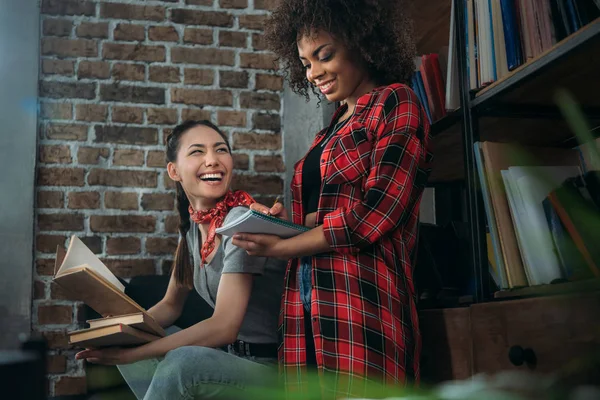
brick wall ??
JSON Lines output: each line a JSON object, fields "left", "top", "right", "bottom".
{"left": 35, "top": 0, "right": 282, "bottom": 396}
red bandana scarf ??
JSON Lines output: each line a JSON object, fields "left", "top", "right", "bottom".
{"left": 188, "top": 190, "right": 255, "bottom": 264}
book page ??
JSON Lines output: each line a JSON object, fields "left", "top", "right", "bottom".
{"left": 57, "top": 236, "right": 125, "bottom": 292}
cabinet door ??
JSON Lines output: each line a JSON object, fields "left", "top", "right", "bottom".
{"left": 420, "top": 307, "right": 472, "bottom": 382}
{"left": 470, "top": 293, "right": 600, "bottom": 374}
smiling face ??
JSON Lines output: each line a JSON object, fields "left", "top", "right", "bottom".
{"left": 167, "top": 125, "right": 233, "bottom": 210}
{"left": 298, "top": 29, "right": 374, "bottom": 107}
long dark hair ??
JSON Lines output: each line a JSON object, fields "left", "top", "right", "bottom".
{"left": 166, "top": 120, "right": 231, "bottom": 287}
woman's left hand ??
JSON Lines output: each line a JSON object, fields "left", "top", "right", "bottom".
{"left": 232, "top": 233, "right": 287, "bottom": 259}
{"left": 75, "top": 347, "right": 138, "bottom": 365}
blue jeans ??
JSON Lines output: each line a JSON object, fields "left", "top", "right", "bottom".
{"left": 299, "top": 256, "right": 312, "bottom": 312}
{"left": 117, "top": 328, "right": 277, "bottom": 399}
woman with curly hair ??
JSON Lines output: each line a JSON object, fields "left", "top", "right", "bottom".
{"left": 232, "top": 0, "right": 433, "bottom": 395}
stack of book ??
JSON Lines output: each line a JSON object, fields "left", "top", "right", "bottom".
{"left": 53, "top": 236, "right": 166, "bottom": 348}
{"left": 474, "top": 141, "right": 600, "bottom": 290}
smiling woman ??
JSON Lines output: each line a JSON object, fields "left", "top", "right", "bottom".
{"left": 75, "top": 120, "right": 286, "bottom": 400}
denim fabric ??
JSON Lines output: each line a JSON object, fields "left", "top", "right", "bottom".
{"left": 117, "top": 327, "right": 277, "bottom": 400}
{"left": 298, "top": 256, "right": 312, "bottom": 312}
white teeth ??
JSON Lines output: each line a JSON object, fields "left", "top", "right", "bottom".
{"left": 320, "top": 81, "right": 334, "bottom": 91}
{"left": 199, "top": 173, "right": 223, "bottom": 179}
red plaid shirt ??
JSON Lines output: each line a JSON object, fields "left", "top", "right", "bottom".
{"left": 278, "top": 84, "right": 433, "bottom": 395}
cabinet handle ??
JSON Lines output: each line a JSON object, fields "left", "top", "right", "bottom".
{"left": 508, "top": 345, "right": 537, "bottom": 367}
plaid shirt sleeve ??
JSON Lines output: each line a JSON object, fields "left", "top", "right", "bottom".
{"left": 322, "top": 85, "right": 427, "bottom": 253}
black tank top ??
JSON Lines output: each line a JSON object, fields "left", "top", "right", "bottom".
{"left": 302, "top": 116, "right": 349, "bottom": 213}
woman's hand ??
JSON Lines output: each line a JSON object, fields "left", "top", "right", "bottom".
{"left": 232, "top": 233, "right": 289, "bottom": 260}
{"left": 75, "top": 347, "right": 138, "bottom": 365}
{"left": 250, "top": 201, "right": 289, "bottom": 221}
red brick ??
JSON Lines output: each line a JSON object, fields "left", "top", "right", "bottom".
{"left": 113, "top": 149, "right": 144, "bottom": 166}
{"left": 33, "top": 280, "right": 46, "bottom": 300}
{"left": 36, "top": 259, "right": 56, "bottom": 276}
{"left": 41, "top": 330, "right": 69, "bottom": 349}
{"left": 105, "top": 192, "right": 138, "bottom": 210}
{"left": 219, "top": 70, "right": 248, "bottom": 88}
{"left": 40, "top": 102, "right": 72, "bottom": 120}
{"left": 100, "top": 84, "right": 164, "bottom": 104}
{"left": 240, "top": 92, "right": 280, "bottom": 110}
{"left": 148, "top": 108, "right": 178, "bottom": 125}
{"left": 102, "top": 259, "right": 155, "bottom": 278}
{"left": 88, "top": 169, "right": 158, "bottom": 188}
{"left": 41, "top": 59, "right": 74, "bottom": 76}
{"left": 39, "top": 145, "right": 72, "bottom": 164}
{"left": 170, "top": 9, "right": 233, "bottom": 27}
{"left": 38, "top": 213, "right": 84, "bottom": 231}
{"left": 253, "top": 113, "right": 280, "bottom": 131}
{"left": 76, "top": 104, "right": 107, "bottom": 122}
{"left": 184, "top": 69, "right": 214, "bottom": 85}
{"left": 171, "top": 47, "right": 234, "bottom": 66}
{"left": 219, "top": 31, "right": 247, "bottom": 47}
{"left": 233, "top": 153, "right": 249, "bottom": 170}
{"left": 141, "top": 193, "right": 174, "bottom": 211}
{"left": 164, "top": 174, "right": 176, "bottom": 190}
{"left": 68, "top": 191, "right": 100, "bottom": 209}
{"left": 91, "top": 215, "right": 156, "bottom": 233}
{"left": 37, "top": 235, "right": 66, "bottom": 253}
{"left": 49, "top": 281, "right": 70, "bottom": 301}
{"left": 103, "top": 43, "right": 165, "bottom": 62}
{"left": 106, "top": 237, "right": 141, "bottom": 255}
{"left": 80, "top": 236, "right": 103, "bottom": 254}
{"left": 41, "top": 37, "right": 97, "bottom": 58}
{"left": 149, "top": 66, "right": 180, "bottom": 83}
{"left": 172, "top": 88, "right": 232, "bottom": 107}
{"left": 255, "top": 0, "right": 279, "bottom": 11}
{"left": 149, "top": 26, "right": 179, "bottom": 42}
{"left": 218, "top": 111, "right": 246, "bottom": 127}
{"left": 100, "top": 3, "right": 165, "bottom": 21}
{"left": 255, "top": 155, "right": 284, "bottom": 172}
{"left": 182, "top": 109, "right": 212, "bottom": 121}
{"left": 232, "top": 174, "right": 283, "bottom": 194}
{"left": 112, "top": 63, "right": 146, "bottom": 81}
{"left": 42, "top": 0, "right": 95, "bottom": 16}
{"left": 147, "top": 151, "right": 166, "bottom": 168}
{"left": 78, "top": 60, "right": 110, "bottom": 79}
{"left": 46, "top": 123, "right": 88, "bottom": 140}
{"left": 112, "top": 106, "right": 144, "bottom": 123}
{"left": 240, "top": 53, "right": 277, "bottom": 70}
{"left": 113, "top": 23, "right": 145, "bottom": 41}
{"left": 146, "top": 237, "right": 178, "bottom": 255}
{"left": 76, "top": 22, "right": 108, "bottom": 38}
{"left": 186, "top": 0, "right": 213, "bottom": 4}
{"left": 43, "top": 18, "right": 73, "bottom": 36}
{"left": 54, "top": 376, "right": 86, "bottom": 396}
{"left": 233, "top": 132, "right": 281, "bottom": 150}
{"left": 252, "top": 33, "right": 267, "bottom": 51}
{"left": 39, "top": 81, "right": 96, "bottom": 100}
{"left": 37, "top": 167, "right": 85, "bottom": 186}
{"left": 165, "top": 215, "right": 179, "bottom": 234}
{"left": 220, "top": 0, "right": 248, "bottom": 8}
{"left": 38, "top": 305, "right": 72, "bottom": 325}
{"left": 47, "top": 354, "right": 67, "bottom": 374}
{"left": 77, "top": 147, "right": 109, "bottom": 165}
{"left": 37, "top": 191, "right": 64, "bottom": 209}
{"left": 95, "top": 126, "right": 157, "bottom": 145}
{"left": 239, "top": 14, "right": 268, "bottom": 30}
{"left": 183, "top": 28, "right": 213, "bottom": 45}
{"left": 255, "top": 73, "right": 283, "bottom": 91}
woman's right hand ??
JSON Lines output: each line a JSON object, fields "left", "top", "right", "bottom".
{"left": 250, "top": 201, "right": 289, "bottom": 221}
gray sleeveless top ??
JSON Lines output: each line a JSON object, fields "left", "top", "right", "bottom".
{"left": 185, "top": 206, "right": 286, "bottom": 344}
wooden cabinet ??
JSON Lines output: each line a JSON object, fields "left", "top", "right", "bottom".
{"left": 419, "top": 293, "right": 600, "bottom": 383}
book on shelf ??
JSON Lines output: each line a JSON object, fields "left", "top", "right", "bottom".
{"left": 215, "top": 208, "right": 309, "bottom": 238}
{"left": 53, "top": 236, "right": 166, "bottom": 347}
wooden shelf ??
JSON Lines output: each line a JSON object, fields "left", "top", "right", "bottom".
{"left": 472, "top": 18, "right": 600, "bottom": 111}
{"left": 494, "top": 279, "right": 600, "bottom": 300}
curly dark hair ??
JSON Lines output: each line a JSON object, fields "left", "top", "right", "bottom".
{"left": 264, "top": 0, "right": 416, "bottom": 100}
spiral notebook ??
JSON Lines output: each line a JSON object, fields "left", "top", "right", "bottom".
{"left": 216, "top": 209, "right": 309, "bottom": 238}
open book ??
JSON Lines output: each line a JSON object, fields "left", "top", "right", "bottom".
{"left": 216, "top": 209, "right": 309, "bottom": 238}
{"left": 53, "top": 236, "right": 166, "bottom": 345}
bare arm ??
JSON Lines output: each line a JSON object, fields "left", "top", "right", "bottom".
{"left": 146, "top": 268, "right": 191, "bottom": 328}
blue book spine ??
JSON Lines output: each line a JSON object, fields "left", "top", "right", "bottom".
{"left": 499, "top": 0, "right": 523, "bottom": 70}
{"left": 464, "top": 0, "right": 471, "bottom": 89}
{"left": 566, "top": 0, "right": 580, "bottom": 30}
{"left": 415, "top": 72, "right": 432, "bottom": 124}
{"left": 487, "top": 0, "right": 497, "bottom": 81}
